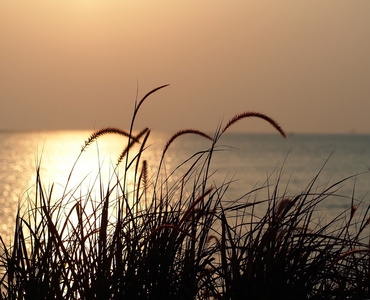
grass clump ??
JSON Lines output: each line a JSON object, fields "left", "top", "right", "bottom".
{"left": 0, "top": 85, "right": 369, "bottom": 299}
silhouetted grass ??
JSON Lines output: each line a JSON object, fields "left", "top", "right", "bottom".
{"left": 0, "top": 86, "right": 369, "bottom": 299}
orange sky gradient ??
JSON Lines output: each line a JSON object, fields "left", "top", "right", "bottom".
{"left": 1, "top": 1, "right": 370, "bottom": 134}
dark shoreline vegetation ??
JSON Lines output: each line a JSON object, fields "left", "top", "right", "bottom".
{"left": 0, "top": 85, "right": 369, "bottom": 299}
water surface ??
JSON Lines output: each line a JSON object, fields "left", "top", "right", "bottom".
{"left": 1, "top": 131, "right": 369, "bottom": 241}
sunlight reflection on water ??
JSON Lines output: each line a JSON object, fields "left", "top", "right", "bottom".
{"left": 0, "top": 130, "right": 171, "bottom": 241}
{"left": 0, "top": 131, "right": 370, "bottom": 243}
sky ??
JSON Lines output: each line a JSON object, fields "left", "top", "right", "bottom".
{"left": 1, "top": 0, "right": 370, "bottom": 134}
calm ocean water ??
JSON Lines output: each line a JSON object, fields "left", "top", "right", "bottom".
{"left": 1, "top": 130, "right": 369, "bottom": 241}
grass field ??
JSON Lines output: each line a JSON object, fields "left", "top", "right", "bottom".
{"left": 0, "top": 86, "right": 369, "bottom": 299}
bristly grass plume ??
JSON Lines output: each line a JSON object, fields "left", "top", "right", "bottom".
{"left": 0, "top": 85, "right": 369, "bottom": 299}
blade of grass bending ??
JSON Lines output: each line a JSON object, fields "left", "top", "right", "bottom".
{"left": 133, "top": 84, "right": 170, "bottom": 119}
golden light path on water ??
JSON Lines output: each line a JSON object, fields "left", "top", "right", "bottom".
{"left": 0, "top": 130, "right": 178, "bottom": 243}
{"left": 1, "top": 130, "right": 370, "bottom": 246}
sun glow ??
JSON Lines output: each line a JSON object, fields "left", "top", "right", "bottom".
{"left": 1, "top": 130, "right": 167, "bottom": 238}
{"left": 0, "top": 128, "right": 212, "bottom": 242}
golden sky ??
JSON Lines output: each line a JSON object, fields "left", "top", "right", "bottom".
{"left": 1, "top": 1, "right": 370, "bottom": 133}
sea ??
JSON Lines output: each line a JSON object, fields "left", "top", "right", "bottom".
{"left": 1, "top": 130, "right": 370, "bottom": 243}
